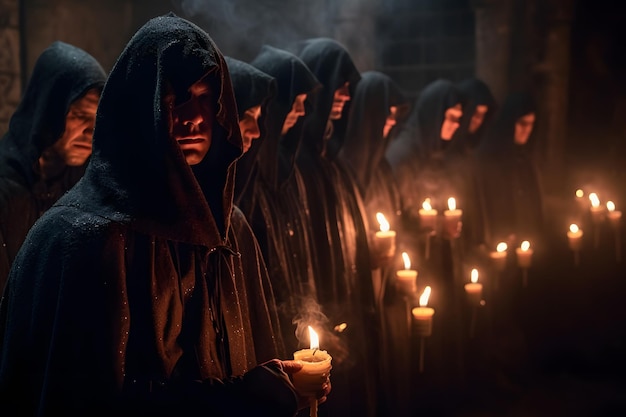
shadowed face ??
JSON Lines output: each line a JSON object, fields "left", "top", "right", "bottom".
{"left": 441, "top": 103, "right": 463, "bottom": 140}
{"left": 239, "top": 105, "right": 262, "bottom": 153}
{"left": 165, "top": 77, "right": 214, "bottom": 165}
{"left": 51, "top": 88, "right": 100, "bottom": 166}
{"left": 514, "top": 112, "right": 535, "bottom": 145}
{"left": 282, "top": 93, "right": 307, "bottom": 134}
{"left": 383, "top": 106, "right": 398, "bottom": 139}
{"left": 469, "top": 104, "right": 489, "bottom": 134}
{"left": 329, "top": 82, "right": 350, "bottom": 120}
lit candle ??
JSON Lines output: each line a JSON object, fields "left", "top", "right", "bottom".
{"left": 464, "top": 268, "right": 482, "bottom": 305}
{"left": 489, "top": 241, "right": 508, "bottom": 272}
{"left": 589, "top": 192, "right": 604, "bottom": 223}
{"left": 567, "top": 223, "right": 583, "bottom": 251}
{"left": 412, "top": 286, "right": 434, "bottom": 337}
{"left": 374, "top": 212, "right": 397, "bottom": 259}
{"left": 606, "top": 201, "right": 622, "bottom": 227}
{"left": 418, "top": 198, "right": 438, "bottom": 231}
{"left": 515, "top": 240, "right": 533, "bottom": 269}
{"left": 293, "top": 326, "right": 332, "bottom": 417}
{"left": 443, "top": 197, "right": 463, "bottom": 238}
{"left": 396, "top": 252, "right": 418, "bottom": 295}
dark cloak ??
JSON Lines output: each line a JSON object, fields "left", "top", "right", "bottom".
{"left": 338, "top": 70, "right": 411, "bottom": 417}
{"left": 0, "top": 41, "right": 106, "bottom": 291}
{"left": 246, "top": 46, "right": 322, "bottom": 352}
{"left": 295, "top": 38, "right": 379, "bottom": 417}
{"left": 474, "top": 92, "right": 544, "bottom": 249}
{"left": 0, "top": 14, "right": 295, "bottom": 417}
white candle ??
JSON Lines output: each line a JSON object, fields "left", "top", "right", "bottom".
{"left": 412, "top": 286, "right": 434, "bottom": 337}
{"left": 464, "top": 268, "right": 482, "bottom": 305}
{"left": 374, "top": 212, "right": 396, "bottom": 258}
{"left": 443, "top": 197, "right": 463, "bottom": 238}
{"left": 606, "top": 201, "right": 622, "bottom": 227}
{"left": 515, "top": 240, "right": 533, "bottom": 269}
{"left": 567, "top": 223, "right": 583, "bottom": 251}
{"left": 589, "top": 192, "right": 604, "bottom": 223}
{"left": 489, "top": 241, "right": 508, "bottom": 272}
{"left": 418, "top": 198, "right": 438, "bottom": 231}
{"left": 293, "top": 326, "right": 332, "bottom": 417}
{"left": 396, "top": 252, "right": 418, "bottom": 295}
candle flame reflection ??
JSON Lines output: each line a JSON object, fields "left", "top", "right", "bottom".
{"left": 570, "top": 224, "right": 579, "bottom": 233}
{"left": 308, "top": 325, "right": 319, "bottom": 350}
{"left": 422, "top": 198, "right": 433, "bottom": 211}
{"left": 470, "top": 268, "right": 478, "bottom": 283}
{"left": 447, "top": 197, "right": 456, "bottom": 211}
{"left": 401, "top": 252, "right": 411, "bottom": 270}
{"left": 376, "top": 212, "right": 390, "bottom": 232}
{"left": 607, "top": 201, "right": 616, "bottom": 212}
{"left": 520, "top": 240, "right": 530, "bottom": 251}
{"left": 419, "top": 286, "right": 431, "bottom": 307}
{"left": 496, "top": 242, "right": 508, "bottom": 252}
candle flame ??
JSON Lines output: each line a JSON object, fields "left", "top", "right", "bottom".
{"left": 422, "top": 198, "right": 432, "bottom": 211}
{"left": 334, "top": 322, "right": 348, "bottom": 333}
{"left": 308, "top": 325, "right": 319, "bottom": 350}
{"left": 470, "top": 268, "right": 478, "bottom": 283}
{"left": 401, "top": 252, "right": 411, "bottom": 270}
{"left": 520, "top": 240, "right": 530, "bottom": 251}
{"left": 575, "top": 189, "right": 584, "bottom": 198}
{"left": 447, "top": 197, "right": 456, "bottom": 211}
{"left": 419, "top": 286, "right": 431, "bottom": 307}
{"left": 376, "top": 212, "right": 390, "bottom": 232}
{"left": 496, "top": 242, "right": 507, "bottom": 252}
{"left": 589, "top": 193, "right": 600, "bottom": 208}
{"left": 607, "top": 201, "right": 616, "bottom": 212}
{"left": 569, "top": 223, "right": 579, "bottom": 233}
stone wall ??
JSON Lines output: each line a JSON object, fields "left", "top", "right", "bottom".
{"left": 0, "top": 0, "right": 21, "bottom": 135}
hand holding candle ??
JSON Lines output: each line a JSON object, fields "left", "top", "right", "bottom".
{"left": 374, "top": 212, "right": 397, "bottom": 261}
{"left": 396, "top": 252, "right": 418, "bottom": 295}
{"left": 443, "top": 197, "right": 463, "bottom": 239}
{"left": 293, "top": 326, "right": 332, "bottom": 417}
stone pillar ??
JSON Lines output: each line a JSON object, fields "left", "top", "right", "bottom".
{"left": 0, "top": 0, "right": 21, "bottom": 134}
{"left": 472, "top": 0, "right": 514, "bottom": 103}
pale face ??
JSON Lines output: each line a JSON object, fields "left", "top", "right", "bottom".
{"left": 440, "top": 103, "right": 463, "bottom": 140}
{"left": 51, "top": 88, "right": 100, "bottom": 166}
{"left": 329, "top": 82, "right": 350, "bottom": 120}
{"left": 282, "top": 93, "right": 307, "bottom": 135}
{"left": 469, "top": 104, "right": 489, "bottom": 134}
{"left": 514, "top": 112, "right": 535, "bottom": 145}
{"left": 165, "top": 78, "right": 214, "bottom": 165}
{"left": 239, "top": 105, "right": 262, "bottom": 153}
{"left": 383, "top": 106, "right": 398, "bottom": 139}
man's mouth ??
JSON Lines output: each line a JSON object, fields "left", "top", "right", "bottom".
{"left": 177, "top": 138, "right": 205, "bottom": 145}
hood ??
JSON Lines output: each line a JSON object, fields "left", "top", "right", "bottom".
{"left": 57, "top": 13, "right": 243, "bottom": 247}
{"left": 250, "top": 45, "right": 320, "bottom": 190}
{"left": 0, "top": 41, "right": 106, "bottom": 186}
{"left": 339, "top": 71, "right": 409, "bottom": 193}
{"left": 294, "top": 38, "right": 360, "bottom": 159}
{"left": 450, "top": 77, "right": 497, "bottom": 152}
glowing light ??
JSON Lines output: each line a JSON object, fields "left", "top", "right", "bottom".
{"left": 422, "top": 198, "right": 433, "bottom": 211}
{"left": 607, "top": 201, "right": 616, "bottom": 212}
{"left": 575, "top": 189, "right": 584, "bottom": 198}
{"left": 589, "top": 193, "right": 600, "bottom": 208}
{"left": 447, "top": 197, "right": 457, "bottom": 211}
{"left": 376, "top": 212, "right": 390, "bottom": 232}
{"left": 308, "top": 326, "right": 319, "bottom": 350}
{"left": 569, "top": 224, "right": 579, "bottom": 233}
{"left": 419, "top": 286, "right": 431, "bottom": 307}
{"left": 520, "top": 240, "right": 530, "bottom": 251}
{"left": 470, "top": 268, "right": 479, "bottom": 283}
{"left": 334, "top": 322, "right": 348, "bottom": 333}
{"left": 496, "top": 242, "right": 508, "bottom": 252}
{"left": 401, "top": 252, "right": 411, "bottom": 270}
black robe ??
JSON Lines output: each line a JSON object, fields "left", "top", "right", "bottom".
{"left": 338, "top": 70, "right": 412, "bottom": 417}
{"left": 246, "top": 45, "right": 322, "bottom": 353}
{"left": 295, "top": 38, "right": 379, "bottom": 417}
{"left": 0, "top": 14, "right": 295, "bottom": 417}
{"left": 0, "top": 41, "right": 106, "bottom": 291}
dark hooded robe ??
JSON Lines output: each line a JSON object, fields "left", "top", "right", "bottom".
{"left": 0, "top": 14, "right": 297, "bottom": 417}
{"left": 338, "top": 70, "right": 412, "bottom": 417}
{"left": 295, "top": 38, "right": 379, "bottom": 417}
{"left": 474, "top": 92, "right": 544, "bottom": 250}
{"left": 0, "top": 41, "right": 106, "bottom": 291}
{"left": 245, "top": 46, "right": 322, "bottom": 354}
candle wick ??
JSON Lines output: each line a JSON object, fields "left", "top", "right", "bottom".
{"left": 313, "top": 348, "right": 318, "bottom": 356}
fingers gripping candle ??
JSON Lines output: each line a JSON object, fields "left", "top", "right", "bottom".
{"left": 293, "top": 326, "right": 332, "bottom": 417}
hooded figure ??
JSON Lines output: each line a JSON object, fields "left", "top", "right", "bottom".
{"left": 474, "top": 91, "right": 544, "bottom": 250}
{"left": 295, "top": 38, "right": 380, "bottom": 417}
{"left": 338, "top": 70, "right": 412, "bottom": 417}
{"left": 0, "top": 41, "right": 106, "bottom": 291}
{"left": 245, "top": 46, "right": 322, "bottom": 354}
{"left": 0, "top": 14, "right": 325, "bottom": 417}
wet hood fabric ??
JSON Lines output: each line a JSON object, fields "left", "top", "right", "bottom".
{"left": 0, "top": 41, "right": 106, "bottom": 187}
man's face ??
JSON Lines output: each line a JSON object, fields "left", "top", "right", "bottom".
{"left": 239, "top": 105, "right": 262, "bottom": 153}
{"left": 52, "top": 88, "right": 100, "bottom": 166}
{"left": 383, "top": 106, "right": 398, "bottom": 139}
{"left": 166, "top": 78, "right": 214, "bottom": 165}
{"left": 440, "top": 103, "right": 463, "bottom": 141}
{"left": 469, "top": 104, "right": 489, "bottom": 134}
{"left": 281, "top": 93, "right": 307, "bottom": 135}
{"left": 329, "top": 82, "right": 350, "bottom": 120}
{"left": 514, "top": 112, "right": 535, "bottom": 145}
